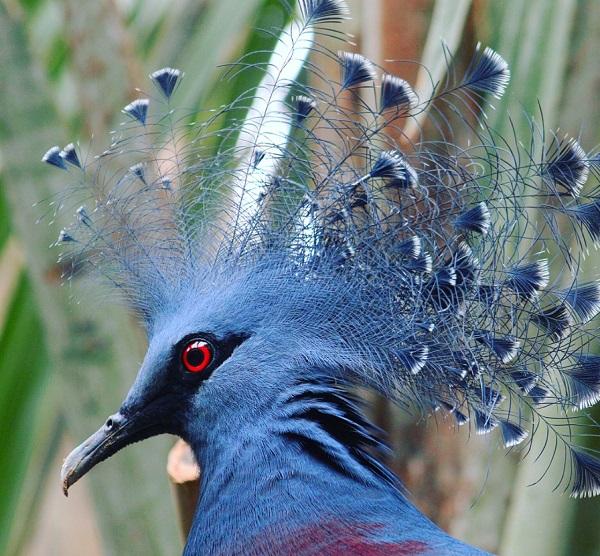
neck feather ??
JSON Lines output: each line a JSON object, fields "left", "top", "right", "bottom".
{"left": 183, "top": 375, "right": 465, "bottom": 555}
{"left": 273, "top": 378, "right": 401, "bottom": 489}
{"left": 184, "top": 378, "right": 421, "bottom": 553}
{"left": 191, "top": 377, "right": 402, "bottom": 494}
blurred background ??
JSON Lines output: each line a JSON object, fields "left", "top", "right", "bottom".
{"left": 1, "top": 0, "right": 599, "bottom": 554}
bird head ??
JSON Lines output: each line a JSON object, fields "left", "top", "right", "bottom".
{"left": 50, "top": 0, "right": 600, "bottom": 503}
{"left": 60, "top": 257, "right": 379, "bottom": 494}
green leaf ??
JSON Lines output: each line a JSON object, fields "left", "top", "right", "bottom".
{"left": 0, "top": 183, "right": 11, "bottom": 250}
{"left": 19, "top": 0, "right": 44, "bottom": 14}
{"left": 45, "top": 34, "right": 70, "bottom": 81}
{"left": 4, "top": 408, "right": 63, "bottom": 556}
{"left": 171, "top": 0, "right": 265, "bottom": 110}
{"left": 403, "top": 0, "right": 472, "bottom": 140}
{"left": 0, "top": 273, "right": 48, "bottom": 555}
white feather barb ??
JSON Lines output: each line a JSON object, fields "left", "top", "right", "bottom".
{"left": 230, "top": 18, "right": 314, "bottom": 235}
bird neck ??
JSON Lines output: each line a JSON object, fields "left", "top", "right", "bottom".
{"left": 183, "top": 378, "right": 439, "bottom": 554}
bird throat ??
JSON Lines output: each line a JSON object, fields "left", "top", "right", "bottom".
{"left": 184, "top": 380, "right": 408, "bottom": 553}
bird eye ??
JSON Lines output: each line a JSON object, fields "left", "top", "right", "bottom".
{"left": 181, "top": 339, "right": 214, "bottom": 373}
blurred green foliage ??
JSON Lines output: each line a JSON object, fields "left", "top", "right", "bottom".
{"left": 0, "top": 273, "right": 48, "bottom": 552}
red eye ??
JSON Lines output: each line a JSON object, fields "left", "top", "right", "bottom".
{"left": 182, "top": 340, "right": 213, "bottom": 373}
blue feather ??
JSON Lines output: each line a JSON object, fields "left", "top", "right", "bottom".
{"left": 60, "top": 143, "right": 81, "bottom": 168}
{"left": 293, "top": 95, "right": 317, "bottom": 123}
{"left": 476, "top": 333, "right": 520, "bottom": 364}
{"left": 560, "top": 281, "right": 600, "bottom": 322}
{"left": 453, "top": 409, "right": 470, "bottom": 426}
{"left": 42, "top": 146, "right": 67, "bottom": 170}
{"left": 57, "top": 229, "right": 75, "bottom": 243}
{"left": 433, "top": 267, "right": 457, "bottom": 288}
{"left": 561, "top": 200, "right": 600, "bottom": 244}
{"left": 462, "top": 45, "right": 510, "bottom": 99}
{"left": 533, "top": 304, "right": 574, "bottom": 341}
{"left": 505, "top": 260, "right": 549, "bottom": 301}
{"left": 474, "top": 409, "right": 499, "bottom": 435}
{"left": 298, "top": 0, "right": 349, "bottom": 23}
{"left": 454, "top": 202, "right": 491, "bottom": 235}
{"left": 370, "top": 151, "right": 406, "bottom": 181}
{"left": 405, "top": 252, "right": 432, "bottom": 274}
{"left": 129, "top": 163, "right": 147, "bottom": 185}
{"left": 500, "top": 420, "right": 528, "bottom": 448}
{"left": 439, "top": 401, "right": 470, "bottom": 426}
{"left": 449, "top": 243, "right": 480, "bottom": 296}
{"left": 380, "top": 74, "right": 417, "bottom": 112}
{"left": 452, "top": 352, "right": 478, "bottom": 379}
{"left": 510, "top": 369, "right": 538, "bottom": 394}
{"left": 338, "top": 51, "right": 376, "bottom": 89}
{"left": 75, "top": 206, "right": 90, "bottom": 224}
{"left": 397, "top": 236, "right": 421, "bottom": 259}
{"left": 528, "top": 385, "right": 549, "bottom": 405}
{"left": 570, "top": 449, "right": 600, "bottom": 498}
{"left": 122, "top": 99, "right": 149, "bottom": 125}
{"left": 567, "top": 355, "right": 600, "bottom": 409}
{"left": 542, "top": 137, "right": 589, "bottom": 197}
{"left": 383, "top": 160, "right": 419, "bottom": 189}
{"left": 150, "top": 67, "right": 183, "bottom": 99}
{"left": 393, "top": 345, "right": 429, "bottom": 375}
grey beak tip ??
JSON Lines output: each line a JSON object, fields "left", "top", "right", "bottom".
{"left": 60, "top": 459, "right": 73, "bottom": 497}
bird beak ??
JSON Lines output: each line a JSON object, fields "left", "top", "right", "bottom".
{"left": 61, "top": 409, "right": 166, "bottom": 496}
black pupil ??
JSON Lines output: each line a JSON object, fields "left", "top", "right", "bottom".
{"left": 187, "top": 346, "right": 206, "bottom": 367}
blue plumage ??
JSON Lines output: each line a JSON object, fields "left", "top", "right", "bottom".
{"left": 369, "top": 150, "right": 408, "bottom": 181}
{"left": 454, "top": 202, "right": 491, "bottom": 235}
{"left": 567, "top": 355, "right": 600, "bottom": 409}
{"left": 380, "top": 73, "right": 418, "bottom": 111}
{"left": 499, "top": 419, "right": 528, "bottom": 448}
{"left": 299, "top": 0, "right": 349, "bottom": 23}
{"left": 122, "top": 98, "right": 149, "bottom": 125}
{"left": 129, "top": 162, "right": 147, "bottom": 185}
{"left": 505, "top": 260, "right": 549, "bottom": 301}
{"left": 150, "top": 67, "right": 183, "bottom": 99}
{"left": 562, "top": 200, "right": 600, "bottom": 243}
{"left": 44, "top": 0, "right": 600, "bottom": 553}
{"left": 543, "top": 136, "right": 590, "bottom": 196}
{"left": 462, "top": 43, "right": 510, "bottom": 98}
{"left": 528, "top": 384, "right": 549, "bottom": 406}
{"left": 42, "top": 145, "right": 66, "bottom": 169}
{"left": 560, "top": 282, "right": 600, "bottom": 322}
{"left": 293, "top": 94, "right": 317, "bottom": 123}
{"left": 59, "top": 143, "right": 81, "bottom": 168}
{"left": 338, "top": 51, "right": 377, "bottom": 89}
